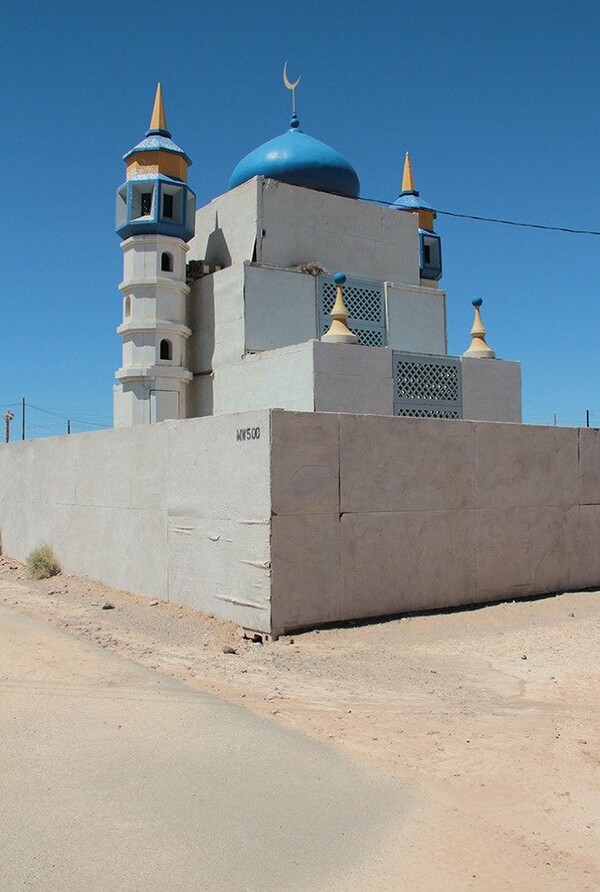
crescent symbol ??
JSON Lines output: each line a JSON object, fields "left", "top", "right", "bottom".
{"left": 283, "top": 61, "right": 301, "bottom": 91}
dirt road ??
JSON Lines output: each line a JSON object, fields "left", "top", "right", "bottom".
{"left": 1, "top": 557, "right": 598, "bottom": 889}
{"left": 0, "top": 604, "right": 410, "bottom": 891}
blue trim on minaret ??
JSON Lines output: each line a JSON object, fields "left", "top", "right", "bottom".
{"left": 123, "top": 133, "right": 192, "bottom": 167}
{"left": 116, "top": 174, "right": 196, "bottom": 241}
{"left": 392, "top": 190, "right": 435, "bottom": 211}
{"left": 418, "top": 229, "right": 442, "bottom": 281}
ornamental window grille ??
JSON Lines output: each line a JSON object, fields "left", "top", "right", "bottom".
{"left": 393, "top": 352, "right": 462, "bottom": 419}
{"left": 318, "top": 275, "right": 386, "bottom": 347}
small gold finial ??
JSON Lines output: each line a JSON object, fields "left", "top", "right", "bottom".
{"left": 149, "top": 82, "right": 167, "bottom": 132}
{"left": 322, "top": 273, "right": 358, "bottom": 344}
{"left": 402, "top": 152, "right": 415, "bottom": 191}
{"left": 463, "top": 299, "right": 496, "bottom": 359}
{"left": 283, "top": 61, "right": 301, "bottom": 117}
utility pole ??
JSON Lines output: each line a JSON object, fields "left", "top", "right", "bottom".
{"left": 22, "top": 397, "right": 25, "bottom": 440}
{"left": 586, "top": 409, "right": 590, "bottom": 428}
{"left": 4, "top": 410, "right": 14, "bottom": 443}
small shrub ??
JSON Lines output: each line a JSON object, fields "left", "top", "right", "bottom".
{"left": 26, "top": 543, "right": 61, "bottom": 580}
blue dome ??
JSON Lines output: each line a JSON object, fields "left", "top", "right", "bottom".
{"left": 229, "top": 116, "right": 360, "bottom": 199}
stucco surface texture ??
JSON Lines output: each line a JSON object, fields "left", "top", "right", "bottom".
{"left": 269, "top": 412, "right": 599, "bottom": 632}
{"left": 1, "top": 412, "right": 598, "bottom": 635}
{"left": 190, "top": 177, "right": 421, "bottom": 285}
{"left": 0, "top": 412, "right": 271, "bottom": 632}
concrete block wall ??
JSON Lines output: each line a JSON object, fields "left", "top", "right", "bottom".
{"left": 189, "top": 335, "right": 520, "bottom": 423}
{"left": 194, "top": 341, "right": 395, "bottom": 417}
{"left": 1, "top": 412, "right": 596, "bottom": 638}
{"left": 269, "top": 414, "right": 600, "bottom": 633}
{"left": 189, "top": 177, "right": 421, "bottom": 285}
{"left": 0, "top": 424, "right": 170, "bottom": 598}
{"left": 188, "top": 263, "right": 449, "bottom": 387}
{"left": 0, "top": 413, "right": 272, "bottom": 632}
{"left": 385, "top": 282, "right": 447, "bottom": 355}
{"left": 461, "top": 357, "right": 522, "bottom": 422}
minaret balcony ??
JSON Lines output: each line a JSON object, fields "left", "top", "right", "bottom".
{"left": 116, "top": 320, "right": 191, "bottom": 338}
{"left": 116, "top": 175, "right": 195, "bottom": 242}
{"left": 115, "top": 365, "right": 193, "bottom": 384}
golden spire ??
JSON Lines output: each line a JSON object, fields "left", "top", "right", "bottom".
{"left": 322, "top": 273, "right": 358, "bottom": 344}
{"left": 463, "top": 299, "right": 496, "bottom": 359}
{"left": 149, "top": 82, "right": 167, "bottom": 132}
{"left": 402, "top": 152, "right": 415, "bottom": 192}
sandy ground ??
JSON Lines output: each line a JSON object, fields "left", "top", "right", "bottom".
{"left": 1, "top": 555, "right": 598, "bottom": 890}
{"left": 1, "top": 606, "right": 410, "bottom": 892}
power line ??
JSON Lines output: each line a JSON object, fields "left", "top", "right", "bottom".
{"left": 26, "top": 402, "right": 109, "bottom": 428}
{"left": 360, "top": 195, "right": 600, "bottom": 236}
{"left": 436, "top": 209, "right": 600, "bottom": 236}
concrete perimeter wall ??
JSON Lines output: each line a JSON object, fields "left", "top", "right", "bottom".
{"left": 1, "top": 412, "right": 598, "bottom": 637}
{"left": 269, "top": 413, "right": 600, "bottom": 634}
{"left": 0, "top": 413, "right": 272, "bottom": 632}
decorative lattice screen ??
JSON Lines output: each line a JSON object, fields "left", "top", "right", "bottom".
{"left": 319, "top": 276, "right": 386, "bottom": 347}
{"left": 393, "top": 352, "right": 462, "bottom": 419}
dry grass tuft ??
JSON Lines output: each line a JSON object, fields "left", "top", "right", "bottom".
{"left": 26, "top": 543, "right": 61, "bottom": 580}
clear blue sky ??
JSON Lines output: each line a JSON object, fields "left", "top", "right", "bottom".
{"left": 3, "top": 0, "right": 599, "bottom": 435}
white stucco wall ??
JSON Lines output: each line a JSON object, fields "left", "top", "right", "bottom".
{"left": 244, "top": 265, "right": 318, "bottom": 351}
{"left": 461, "top": 357, "right": 522, "bottom": 423}
{"left": 257, "top": 179, "right": 421, "bottom": 284}
{"left": 0, "top": 413, "right": 598, "bottom": 637}
{"left": 188, "top": 263, "right": 246, "bottom": 375}
{"left": 0, "top": 412, "right": 272, "bottom": 632}
{"left": 189, "top": 178, "right": 259, "bottom": 268}
{"left": 312, "top": 342, "right": 394, "bottom": 415}
{"left": 189, "top": 334, "right": 521, "bottom": 424}
{"left": 269, "top": 413, "right": 600, "bottom": 635}
{"left": 207, "top": 341, "right": 394, "bottom": 417}
{"left": 386, "top": 283, "right": 447, "bottom": 354}
{"left": 214, "top": 343, "right": 316, "bottom": 414}
{"left": 189, "top": 177, "right": 422, "bottom": 286}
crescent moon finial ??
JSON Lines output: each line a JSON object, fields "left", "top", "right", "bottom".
{"left": 283, "top": 61, "right": 301, "bottom": 117}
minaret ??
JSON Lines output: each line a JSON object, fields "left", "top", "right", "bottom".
{"left": 113, "top": 84, "right": 196, "bottom": 427}
{"left": 393, "top": 153, "right": 442, "bottom": 284}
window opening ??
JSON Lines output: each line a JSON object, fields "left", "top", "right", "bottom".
{"left": 141, "top": 192, "right": 152, "bottom": 216}
{"left": 159, "top": 339, "right": 172, "bottom": 361}
{"left": 161, "top": 252, "right": 173, "bottom": 272}
{"left": 163, "top": 193, "right": 174, "bottom": 219}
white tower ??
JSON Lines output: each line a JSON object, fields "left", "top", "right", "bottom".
{"left": 113, "top": 84, "right": 196, "bottom": 426}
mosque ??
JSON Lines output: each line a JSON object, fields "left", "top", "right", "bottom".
{"left": 4, "top": 77, "right": 595, "bottom": 639}
{"left": 113, "top": 80, "right": 521, "bottom": 427}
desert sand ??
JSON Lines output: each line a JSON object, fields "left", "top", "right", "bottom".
{"left": 1, "top": 555, "right": 598, "bottom": 890}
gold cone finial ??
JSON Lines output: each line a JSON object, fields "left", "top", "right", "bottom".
{"left": 463, "top": 299, "right": 496, "bottom": 359}
{"left": 402, "top": 152, "right": 415, "bottom": 191}
{"left": 322, "top": 273, "right": 358, "bottom": 345}
{"left": 149, "top": 83, "right": 168, "bottom": 132}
